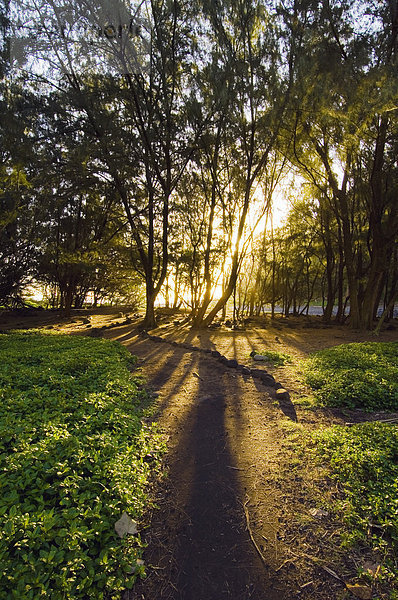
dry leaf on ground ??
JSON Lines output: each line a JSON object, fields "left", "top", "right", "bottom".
{"left": 345, "top": 583, "right": 372, "bottom": 599}
{"left": 115, "top": 512, "right": 138, "bottom": 538}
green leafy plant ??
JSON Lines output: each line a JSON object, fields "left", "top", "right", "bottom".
{"left": 250, "top": 349, "right": 292, "bottom": 366}
{"left": 303, "top": 342, "right": 398, "bottom": 410}
{"left": 0, "top": 332, "right": 165, "bottom": 599}
{"left": 312, "top": 423, "right": 398, "bottom": 583}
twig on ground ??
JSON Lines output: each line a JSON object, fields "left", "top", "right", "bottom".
{"left": 321, "top": 565, "right": 343, "bottom": 582}
{"left": 243, "top": 498, "right": 268, "bottom": 567}
{"left": 275, "top": 558, "right": 298, "bottom": 572}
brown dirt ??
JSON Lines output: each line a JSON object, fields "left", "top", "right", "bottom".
{"left": 2, "top": 309, "right": 397, "bottom": 599}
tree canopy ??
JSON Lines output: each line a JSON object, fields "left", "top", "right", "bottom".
{"left": 1, "top": 0, "right": 397, "bottom": 329}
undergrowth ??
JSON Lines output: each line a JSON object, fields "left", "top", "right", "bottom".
{"left": 312, "top": 423, "right": 398, "bottom": 588}
{"left": 0, "top": 332, "right": 165, "bottom": 599}
{"left": 251, "top": 349, "right": 292, "bottom": 365}
{"left": 303, "top": 341, "right": 398, "bottom": 410}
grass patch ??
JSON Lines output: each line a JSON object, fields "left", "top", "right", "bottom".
{"left": 312, "top": 423, "right": 398, "bottom": 585}
{"left": 251, "top": 349, "right": 292, "bottom": 366}
{"left": 303, "top": 341, "right": 398, "bottom": 410}
{"left": 0, "top": 332, "right": 165, "bottom": 599}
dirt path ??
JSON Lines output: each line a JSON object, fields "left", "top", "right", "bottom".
{"left": 123, "top": 336, "right": 290, "bottom": 600}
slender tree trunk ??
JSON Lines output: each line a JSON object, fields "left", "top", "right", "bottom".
{"left": 202, "top": 185, "right": 252, "bottom": 327}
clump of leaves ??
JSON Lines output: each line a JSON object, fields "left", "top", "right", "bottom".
{"left": 250, "top": 349, "right": 292, "bottom": 366}
{"left": 303, "top": 342, "right": 398, "bottom": 410}
{"left": 0, "top": 333, "right": 165, "bottom": 599}
{"left": 312, "top": 423, "right": 398, "bottom": 583}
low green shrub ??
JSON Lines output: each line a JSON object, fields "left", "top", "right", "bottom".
{"left": 251, "top": 349, "right": 291, "bottom": 366}
{"left": 304, "top": 342, "right": 398, "bottom": 410}
{"left": 0, "top": 333, "right": 165, "bottom": 599}
{"left": 312, "top": 423, "right": 398, "bottom": 582}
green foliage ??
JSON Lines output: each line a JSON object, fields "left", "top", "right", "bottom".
{"left": 0, "top": 333, "right": 165, "bottom": 599}
{"left": 304, "top": 342, "right": 398, "bottom": 410}
{"left": 252, "top": 350, "right": 292, "bottom": 366}
{"left": 312, "top": 423, "right": 398, "bottom": 580}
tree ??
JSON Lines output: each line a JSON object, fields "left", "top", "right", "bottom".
{"left": 12, "top": 0, "right": 207, "bottom": 327}
{"left": 284, "top": 0, "right": 398, "bottom": 329}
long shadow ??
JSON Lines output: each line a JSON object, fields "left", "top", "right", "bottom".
{"left": 170, "top": 354, "right": 285, "bottom": 600}
{"left": 123, "top": 339, "right": 201, "bottom": 418}
{"left": 276, "top": 394, "right": 298, "bottom": 422}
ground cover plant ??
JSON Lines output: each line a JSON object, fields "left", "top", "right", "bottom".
{"left": 0, "top": 332, "right": 165, "bottom": 599}
{"left": 312, "top": 423, "right": 398, "bottom": 589}
{"left": 303, "top": 342, "right": 398, "bottom": 410}
{"left": 251, "top": 349, "right": 292, "bottom": 366}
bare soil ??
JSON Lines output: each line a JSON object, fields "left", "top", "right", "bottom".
{"left": 2, "top": 309, "right": 397, "bottom": 599}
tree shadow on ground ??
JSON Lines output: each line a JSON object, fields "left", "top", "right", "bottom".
{"left": 128, "top": 345, "right": 287, "bottom": 600}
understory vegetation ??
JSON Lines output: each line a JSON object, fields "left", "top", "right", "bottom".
{"left": 312, "top": 423, "right": 398, "bottom": 588}
{"left": 293, "top": 341, "right": 398, "bottom": 591}
{"left": 251, "top": 349, "right": 292, "bottom": 365}
{"left": 303, "top": 342, "right": 398, "bottom": 410}
{"left": 0, "top": 333, "right": 164, "bottom": 599}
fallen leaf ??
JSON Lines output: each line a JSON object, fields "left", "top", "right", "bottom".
{"left": 309, "top": 507, "right": 329, "bottom": 518}
{"left": 115, "top": 512, "right": 138, "bottom": 538}
{"left": 363, "top": 561, "right": 381, "bottom": 578}
{"left": 345, "top": 583, "right": 372, "bottom": 599}
{"left": 128, "top": 559, "right": 145, "bottom": 574}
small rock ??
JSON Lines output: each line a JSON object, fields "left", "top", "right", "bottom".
{"left": 251, "top": 368, "right": 264, "bottom": 379}
{"left": 261, "top": 374, "right": 276, "bottom": 386}
{"left": 241, "top": 366, "right": 251, "bottom": 375}
{"left": 211, "top": 350, "right": 221, "bottom": 358}
{"left": 251, "top": 369, "right": 276, "bottom": 386}
{"left": 227, "top": 359, "right": 239, "bottom": 368}
{"left": 224, "top": 319, "right": 233, "bottom": 328}
{"left": 253, "top": 354, "right": 269, "bottom": 361}
{"left": 218, "top": 356, "right": 229, "bottom": 365}
{"left": 275, "top": 388, "right": 290, "bottom": 400}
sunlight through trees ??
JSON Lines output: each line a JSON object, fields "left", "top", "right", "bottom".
{"left": 1, "top": 0, "right": 397, "bottom": 329}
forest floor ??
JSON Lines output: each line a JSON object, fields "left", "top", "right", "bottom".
{"left": 2, "top": 308, "right": 397, "bottom": 599}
